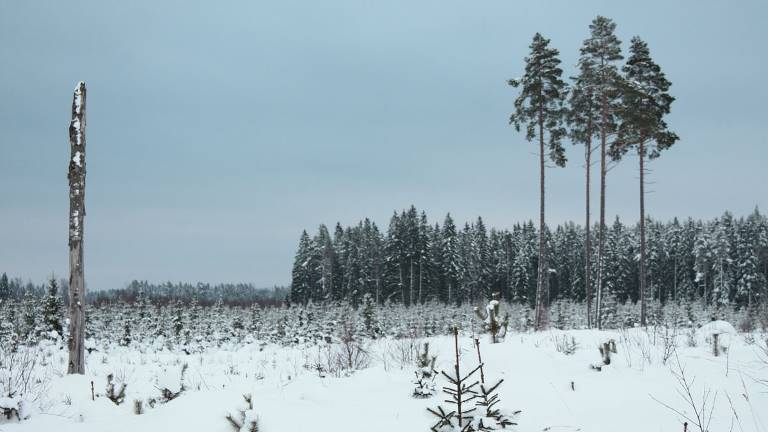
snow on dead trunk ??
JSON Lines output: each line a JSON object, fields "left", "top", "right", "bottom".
{"left": 67, "top": 81, "right": 87, "bottom": 375}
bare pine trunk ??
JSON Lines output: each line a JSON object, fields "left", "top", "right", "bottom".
{"left": 639, "top": 141, "right": 648, "bottom": 326}
{"left": 585, "top": 135, "right": 592, "bottom": 329}
{"left": 67, "top": 81, "right": 87, "bottom": 375}
{"left": 596, "top": 93, "right": 607, "bottom": 330}
{"left": 535, "top": 104, "right": 547, "bottom": 330}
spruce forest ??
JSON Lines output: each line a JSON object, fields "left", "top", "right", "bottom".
{"left": 289, "top": 207, "right": 768, "bottom": 314}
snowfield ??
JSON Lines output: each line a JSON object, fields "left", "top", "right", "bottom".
{"left": 2, "top": 326, "right": 767, "bottom": 432}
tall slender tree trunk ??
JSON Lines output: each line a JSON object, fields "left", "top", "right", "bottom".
{"left": 596, "top": 93, "right": 607, "bottom": 330}
{"left": 399, "top": 264, "right": 405, "bottom": 304}
{"left": 639, "top": 140, "right": 648, "bottom": 326}
{"left": 418, "top": 258, "right": 423, "bottom": 304}
{"left": 585, "top": 135, "right": 593, "bottom": 329}
{"left": 409, "top": 258, "right": 415, "bottom": 306}
{"left": 67, "top": 81, "right": 87, "bottom": 375}
{"left": 703, "top": 273, "right": 708, "bottom": 306}
{"left": 536, "top": 104, "right": 547, "bottom": 330}
{"left": 673, "top": 254, "right": 678, "bottom": 302}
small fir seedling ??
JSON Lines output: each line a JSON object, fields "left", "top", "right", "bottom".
{"left": 413, "top": 342, "right": 437, "bottom": 398}
{"left": 427, "top": 327, "right": 481, "bottom": 432}
{"left": 473, "top": 338, "right": 520, "bottom": 431}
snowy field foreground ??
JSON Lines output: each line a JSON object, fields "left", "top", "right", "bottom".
{"left": 2, "top": 327, "right": 767, "bottom": 432}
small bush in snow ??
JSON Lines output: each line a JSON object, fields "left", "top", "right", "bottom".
{"left": 553, "top": 334, "right": 579, "bottom": 355}
{"left": 660, "top": 327, "right": 678, "bottom": 365}
{"left": 337, "top": 313, "right": 370, "bottom": 372}
{"left": 599, "top": 340, "right": 616, "bottom": 365}
{"left": 0, "top": 344, "right": 44, "bottom": 420}
{"left": 105, "top": 374, "right": 126, "bottom": 405}
{"left": 686, "top": 327, "right": 697, "bottom": 347}
{"left": 0, "top": 397, "right": 26, "bottom": 421}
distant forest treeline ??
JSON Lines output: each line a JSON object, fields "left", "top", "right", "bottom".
{"left": 290, "top": 206, "right": 768, "bottom": 313}
{"left": 0, "top": 274, "right": 287, "bottom": 307}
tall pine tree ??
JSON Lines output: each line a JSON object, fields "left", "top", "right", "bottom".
{"left": 509, "top": 33, "right": 568, "bottom": 330}
{"left": 577, "top": 16, "right": 624, "bottom": 329}
{"left": 613, "top": 36, "right": 678, "bottom": 325}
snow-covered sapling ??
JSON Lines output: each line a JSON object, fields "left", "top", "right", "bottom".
{"left": 427, "top": 327, "right": 481, "bottom": 432}
{"left": 105, "top": 374, "right": 126, "bottom": 405}
{"left": 360, "top": 293, "right": 378, "bottom": 338}
{"left": 413, "top": 342, "right": 437, "bottom": 399}
{"left": 225, "top": 393, "right": 259, "bottom": 432}
{"left": 599, "top": 340, "right": 616, "bottom": 365}
{"left": 472, "top": 339, "right": 520, "bottom": 431}
{"left": 474, "top": 293, "right": 509, "bottom": 344}
{"left": 158, "top": 363, "right": 188, "bottom": 403}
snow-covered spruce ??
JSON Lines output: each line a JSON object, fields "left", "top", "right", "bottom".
{"left": 105, "top": 374, "right": 126, "bottom": 405}
{"left": 474, "top": 293, "right": 509, "bottom": 344}
{"left": 226, "top": 394, "right": 259, "bottom": 432}
{"left": 426, "top": 328, "right": 519, "bottom": 431}
{"left": 413, "top": 342, "right": 437, "bottom": 398}
{"left": 471, "top": 338, "right": 520, "bottom": 430}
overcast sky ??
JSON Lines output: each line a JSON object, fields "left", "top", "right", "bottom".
{"left": 1, "top": 0, "right": 766, "bottom": 290}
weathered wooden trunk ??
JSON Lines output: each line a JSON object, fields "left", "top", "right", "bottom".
{"left": 67, "top": 81, "right": 87, "bottom": 374}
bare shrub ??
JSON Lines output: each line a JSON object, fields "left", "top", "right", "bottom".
{"left": 383, "top": 337, "right": 421, "bottom": 370}
{"left": 660, "top": 326, "right": 678, "bottom": 365}
{"left": 651, "top": 353, "right": 717, "bottom": 432}
{"left": 337, "top": 316, "right": 370, "bottom": 371}
{"left": 686, "top": 327, "right": 698, "bottom": 347}
{"left": 634, "top": 332, "right": 654, "bottom": 366}
{"left": 0, "top": 343, "right": 47, "bottom": 420}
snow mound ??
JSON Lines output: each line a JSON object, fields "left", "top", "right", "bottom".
{"left": 698, "top": 320, "right": 737, "bottom": 348}
{"left": 698, "top": 320, "right": 736, "bottom": 337}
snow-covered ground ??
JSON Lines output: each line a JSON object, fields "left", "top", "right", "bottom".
{"left": 2, "top": 326, "right": 767, "bottom": 432}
